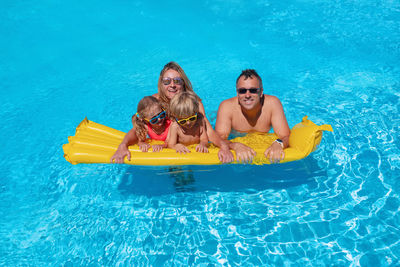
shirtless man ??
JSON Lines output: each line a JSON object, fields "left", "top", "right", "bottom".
{"left": 215, "top": 69, "right": 290, "bottom": 163}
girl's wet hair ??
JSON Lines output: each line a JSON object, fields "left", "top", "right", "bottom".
{"left": 169, "top": 92, "right": 200, "bottom": 119}
{"left": 132, "top": 96, "right": 162, "bottom": 141}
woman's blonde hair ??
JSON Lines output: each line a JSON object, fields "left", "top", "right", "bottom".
{"left": 157, "top": 61, "right": 198, "bottom": 110}
{"left": 132, "top": 96, "right": 162, "bottom": 141}
{"left": 169, "top": 92, "right": 200, "bottom": 119}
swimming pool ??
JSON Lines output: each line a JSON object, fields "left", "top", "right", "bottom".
{"left": 1, "top": 0, "right": 399, "bottom": 265}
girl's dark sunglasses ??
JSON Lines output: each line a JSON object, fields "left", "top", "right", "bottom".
{"left": 145, "top": 110, "right": 166, "bottom": 124}
{"left": 237, "top": 87, "right": 260, "bottom": 94}
{"left": 162, "top": 77, "right": 184, "bottom": 86}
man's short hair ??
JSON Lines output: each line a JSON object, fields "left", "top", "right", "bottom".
{"left": 236, "top": 69, "right": 263, "bottom": 88}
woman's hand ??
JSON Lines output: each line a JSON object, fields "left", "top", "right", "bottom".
{"left": 196, "top": 143, "right": 209, "bottom": 153}
{"left": 110, "top": 144, "right": 131, "bottom": 163}
{"left": 218, "top": 146, "right": 234, "bottom": 163}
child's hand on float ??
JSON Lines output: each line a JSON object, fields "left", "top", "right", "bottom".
{"left": 152, "top": 144, "right": 164, "bottom": 152}
{"left": 138, "top": 142, "right": 151, "bottom": 152}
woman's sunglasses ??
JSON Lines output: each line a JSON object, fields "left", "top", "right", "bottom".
{"left": 237, "top": 87, "right": 261, "bottom": 94}
{"left": 162, "top": 77, "right": 184, "bottom": 86}
{"left": 176, "top": 113, "right": 197, "bottom": 126}
{"left": 145, "top": 110, "right": 166, "bottom": 124}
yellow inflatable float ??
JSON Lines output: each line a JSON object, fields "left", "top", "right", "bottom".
{"left": 63, "top": 116, "right": 332, "bottom": 166}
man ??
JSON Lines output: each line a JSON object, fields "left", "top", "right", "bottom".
{"left": 215, "top": 69, "right": 290, "bottom": 163}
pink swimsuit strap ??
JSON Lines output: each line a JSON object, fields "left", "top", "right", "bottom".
{"left": 146, "top": 119, "right": 172, "bottom": 141}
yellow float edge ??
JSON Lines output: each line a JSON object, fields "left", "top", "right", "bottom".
{"left": 63, "top": 116, "right": 333, "bottom": 166}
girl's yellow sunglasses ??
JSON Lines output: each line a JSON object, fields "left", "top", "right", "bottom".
{"left": 176, "top": 113, "right": 197, "bottom": 125}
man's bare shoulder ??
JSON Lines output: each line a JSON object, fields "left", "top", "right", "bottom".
{"left": 217, "top": 97, "right": 239, "bottom": 119}
{"left": 263, "top": 94, "right": 280, "bottom": 102}
{"left": 263, "top": 94, "right": 282, "bottom": 109}
{"left": 219, "top": 96, "right": 238, "bottom": 110}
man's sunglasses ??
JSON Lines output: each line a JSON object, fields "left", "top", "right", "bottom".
{"left": 162, "top": 77, "right": 184, "bottom": 86}
{"left": 176, "top": 113, "right": 197, "bottom": 126}
{"left": 237, "top": 88, "right": 261, "bottom": 94}
{"left": 145, "top": 110, "right": 166, "bottom": 124}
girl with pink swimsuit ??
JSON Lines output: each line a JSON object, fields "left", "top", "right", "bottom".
{"left": 111, "top": 96, "right": 171, "bottom": 163}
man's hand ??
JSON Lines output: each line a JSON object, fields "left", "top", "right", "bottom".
{"left": 232, "top": 142, "right": 256, "bottom": 163}
{"left": 110, "top": 144, "right": 131, "bottom": 163}
{"left": 264, "top": 142, "right": 285, "bottom": 163}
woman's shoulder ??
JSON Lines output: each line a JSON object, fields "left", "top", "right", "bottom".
{"left": 152, "top": 93, "right": 160, "bottom": 99}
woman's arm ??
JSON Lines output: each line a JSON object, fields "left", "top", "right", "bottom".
{"left": 196, "top": 119, "right": 209, "bottom": 153}
{"left": 110, "top": 128, "right": 138, "bottom": 163}
{"left": 198, "top": 101, "right": 233, "bottom": 162}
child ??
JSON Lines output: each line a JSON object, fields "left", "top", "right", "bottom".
{"left": 133, "top": 96, "right": 172, "bottom": 152}
{"left": 167, "top": 92, "right": 209, "bottom": 154}
{"left": 111, "top": 96, "right": 171, "bottom": 163}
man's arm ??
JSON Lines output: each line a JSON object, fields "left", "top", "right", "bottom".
{"left": 270, "top": 96, "right": 290, "bottom": 146}
{"left": 215, "top": 100, "right": 256, "bottom": 163}
{"left": 264, "top": 96, "right": 290, "bottom": 163}
{"left": 215, "top": 100, "right": 233, "bottom": 140}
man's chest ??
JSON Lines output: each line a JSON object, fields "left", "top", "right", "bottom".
{"left": 231, "top": 115, "right": 271, "bottom": 133}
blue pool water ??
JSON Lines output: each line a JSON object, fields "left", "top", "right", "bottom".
{"left": 1, "top": 0, "right": 400, "bottom": 265}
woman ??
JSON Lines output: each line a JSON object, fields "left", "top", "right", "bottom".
{"left": 111, "top": 62, "right": 233, "bottom": 163}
